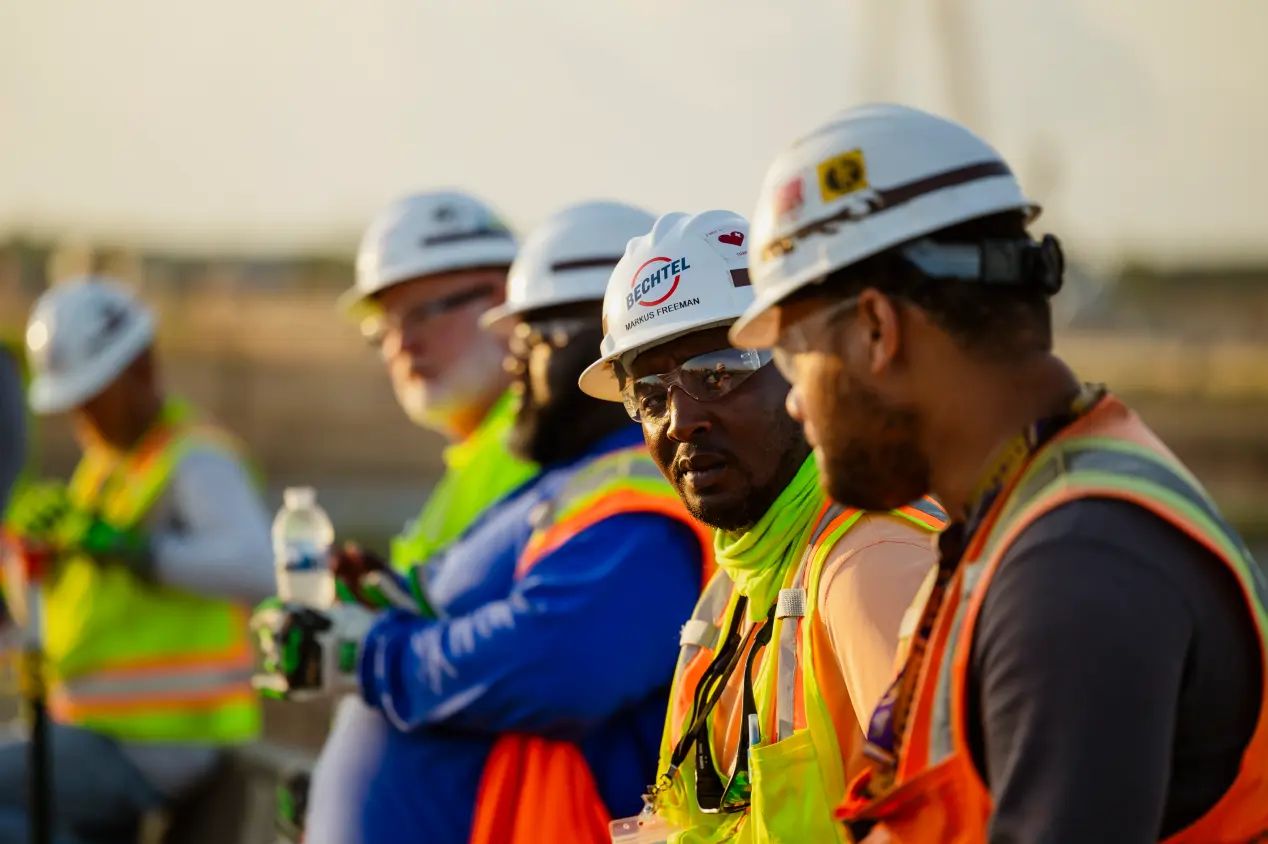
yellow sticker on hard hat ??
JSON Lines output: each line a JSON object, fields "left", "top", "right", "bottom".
{"left": 817, "top": 149, "right": 868, "bottom": 202}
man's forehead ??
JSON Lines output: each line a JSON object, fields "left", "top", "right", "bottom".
{"left": 627, "top": 327, "right": 733, "bottom": 376}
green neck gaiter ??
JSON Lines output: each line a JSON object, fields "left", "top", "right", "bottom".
{"left": 713, "top": 455, "right": 824, "bottom": 620}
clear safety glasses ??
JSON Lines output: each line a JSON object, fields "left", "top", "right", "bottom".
{"left": 362, "top": 285, "right": 500, "bottom": 346}
{"left": 503, "top": 316, "right": 598, "bottom": 377}
{"left": 507, "top": 317, "right": 597, "bottom": 358}
{"left": 618, "top": 347, "right": 773, "bottom": 423}
{"left": 770, "top": 295, "right": 861, "bottom": 381}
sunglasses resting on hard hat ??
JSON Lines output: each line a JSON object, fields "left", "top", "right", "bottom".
{"left": 617, "top": 347, "right": 773, "bottom": 423}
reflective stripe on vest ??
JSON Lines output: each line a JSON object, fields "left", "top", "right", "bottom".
{"left": 47, "top": 401, "right": 260, "bottom": 743}
{"left": 774, "top": 498, "right": 947, "bottom": 745}
{"left": 842, "top": 395, "right": 1268, "bottom": 843}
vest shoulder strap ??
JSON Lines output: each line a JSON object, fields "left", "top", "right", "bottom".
{"left": 985, "top": 434, "right": 1262, "bottom": 595}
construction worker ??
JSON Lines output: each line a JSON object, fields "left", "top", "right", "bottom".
{"left": 302, "top": 190, "right": 537, "bottom": 841}
{"left": 732, "top": 103, "right": 1268, "bottom": 842}
{"left": 0, "top": 277, "right": 274, "bottom": 843}
{"left": 258, "top": 200, "right": 711, "bottom": 844}
{"left": 578, "top": 210, "right": 944, "bottom": 841}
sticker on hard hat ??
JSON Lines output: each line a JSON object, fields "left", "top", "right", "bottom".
{"left": 817, "top": 149, "right": 868, "bottom": 202}
{"left": 627, "top": 255, "right": 691, "bottom": 309}
{"left": 773, "top": 177, "right": 805, "bottom": 219}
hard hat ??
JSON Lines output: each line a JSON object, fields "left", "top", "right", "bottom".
{"left": 730, "top": 103, "right": 1039, "bottom": 347}
{"left": 24, "top": 277, "right": 155, "bottom": 414}
{"left": 578, "top": 210, "right": 754, "bottom": 402}
{"left": 479, "top": 200, "right": 656, "bottom": 334}
{"left": 341, "top": 190, "right": 518, "bottom": 315}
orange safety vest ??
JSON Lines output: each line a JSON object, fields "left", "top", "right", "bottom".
{"left": 469, "top": 444, "right": 714, "bottom": 844}
{"left": 839, "top": 394, "right": 1268, "bottom": 843}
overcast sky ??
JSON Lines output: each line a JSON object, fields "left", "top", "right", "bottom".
{"left": 1, "top": 0, "right": 1264, "bottom": 267}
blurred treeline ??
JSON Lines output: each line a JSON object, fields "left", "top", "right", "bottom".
{"left": 2, "top": 237, "right": 1266, "bottom": 547}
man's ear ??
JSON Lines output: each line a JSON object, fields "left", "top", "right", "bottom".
{"left": 855, "top": 288, "right": 903, "bottom": 377}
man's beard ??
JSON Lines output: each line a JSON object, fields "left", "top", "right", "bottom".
{"left": 672, "top": 397, "right": 810, "bottom": 533}
{"left": 509, "top": 383, "right": 599, "bottom": 465}
{"left": 819, "top": 373, "right": 931, "bottom": 512}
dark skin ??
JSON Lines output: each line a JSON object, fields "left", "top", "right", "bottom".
{"left": 74, "top": 348, "right": 165, "bottom": 452}
{"left": 628, "top": 326, "right": 809, "bottom": 531}
{"left": 775, "top": 289, "right": 1080, "bottom": 520}
{"left": 505, "top": 300, "right": 631, "bottom": 466}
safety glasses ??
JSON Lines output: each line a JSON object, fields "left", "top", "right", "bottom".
{"left": 618, "top": 347, "right": 772, "bottom": 423}
{"left": 771, "top": 295, "right": 860, "bottom": 381}
{"left": 504, "top": 317, "right": 598, "bottom": 378}
{"left": 507, "top": 317, "right": 597, "bottom": 358}
{"left": 362, "top": 285, "right": 500, "bottom": 346}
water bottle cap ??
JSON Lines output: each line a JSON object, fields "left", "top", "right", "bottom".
{"left": 283, "top": 486, "right": 316, "bottom": 509}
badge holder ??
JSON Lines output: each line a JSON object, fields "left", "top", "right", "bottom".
{"left": 609, "top": 807, "right": 677, "bottom": 844}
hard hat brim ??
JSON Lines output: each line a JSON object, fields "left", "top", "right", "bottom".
{"left": 577, "top": 355, "right": 622, "bottom": 402}
{"left": 728, "top": 290, "right": 784, "bottom": 349}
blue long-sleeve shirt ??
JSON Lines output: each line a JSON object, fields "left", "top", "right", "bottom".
{"left": 353, "top": 426, "right": 701, "bottom": 843}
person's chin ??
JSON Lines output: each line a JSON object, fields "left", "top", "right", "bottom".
{"left": 683, "top": 487, "right": 753, "bottom": 532}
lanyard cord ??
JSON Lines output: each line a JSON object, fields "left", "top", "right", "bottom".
{"left": 660, "top": 596, "right": 779, "bottom": 810}
{"left": 695, "top": 606, "right": 776, "bottom": 811}
{"left": 665, "top": 595, "right": 751, "bottom": 777}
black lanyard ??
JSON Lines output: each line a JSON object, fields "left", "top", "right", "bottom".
{"left": 661, "top": 595, "right": 778, "bottom": 813}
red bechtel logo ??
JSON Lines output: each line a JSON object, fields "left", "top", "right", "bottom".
{"left": 626, "top": 255, "right": 691, "bottom": 309}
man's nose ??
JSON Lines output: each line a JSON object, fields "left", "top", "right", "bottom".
{"left": 666, "top": 388, "right": 712, "bottom": 443}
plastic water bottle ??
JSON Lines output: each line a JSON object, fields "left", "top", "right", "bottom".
{"left": 273, "top": 486, "right": 335, "bottom": 607}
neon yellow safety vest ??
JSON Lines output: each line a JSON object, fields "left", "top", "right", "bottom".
{"left": 390, "top": 389, "right": 536, "bottom": 571}
{"left": 653, "top": 499, "right": 945, "bottom": 843}
{"left": 43, "top": 400, "right": 260, "bottom": 744}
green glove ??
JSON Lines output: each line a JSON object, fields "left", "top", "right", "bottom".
{"left": 56, "top": 512, "right": 153, "bottom": 578}
{"left": 4, "top": 481, "right": 73, "bottom": 541}
{"left": 250, "top": 599, "right": 372, "bottom": 702}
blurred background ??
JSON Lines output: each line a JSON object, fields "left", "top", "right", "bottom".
{"left": 2, "top": 1, "right": 1266, "bottom": 837}
{"left": 3, "top": 0, "right": 1264, "bottom": 555}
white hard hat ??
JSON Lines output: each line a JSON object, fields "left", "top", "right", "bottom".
{"left": 731, "top": 103, "right": 1039, "bottom": 347}
{"left": 479, "top": 200, "right": 655, "bottom": 334}
{"left": 578, "top": 210, "right": 754, "bottom": 402}
{"left": 341, "top": 190, "right": 518, "bottom": 315}
{"left": 24, "top": 277, "right": 155, "bottom": 414}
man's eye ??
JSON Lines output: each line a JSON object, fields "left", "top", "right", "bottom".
{"left": 638, "top": 390, "right": 667, "bottom": 413}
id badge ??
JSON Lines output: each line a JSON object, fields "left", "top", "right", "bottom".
{"left": 609, "top": 812, "right": 676, "bottom": 844}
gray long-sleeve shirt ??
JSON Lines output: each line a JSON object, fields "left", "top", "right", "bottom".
{"left": 145, "top": 444, "right": 276, "bottom": 603}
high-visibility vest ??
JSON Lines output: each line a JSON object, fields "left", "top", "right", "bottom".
{"left": 470, "top": 443, "right": 715, "bottom": 844}
{"left": 43, "top": 400, "right": 260, "bottom": 744}
{"left": 654, "top": 498, "right": 946, "bottom": 843}
{"left": 390, "top": 389, "right": 536, "bottom": 572}
{"left": 839, "top": 394, "right": 1268, "bottom": 843}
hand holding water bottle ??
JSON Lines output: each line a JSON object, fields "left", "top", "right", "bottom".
{"left": 252, "top": 487, "right": 369, "bottom": 700}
